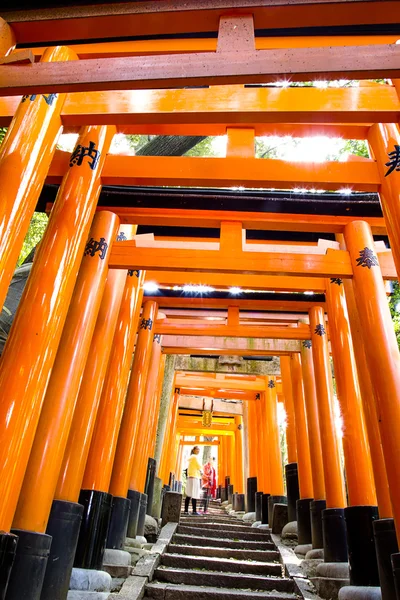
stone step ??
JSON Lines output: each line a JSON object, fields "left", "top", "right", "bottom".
{"left": 177, "top": 525, "right": 272, "bottom": 541}
{"left": 168, "top": 543, "right": 280, "bottom": 562}
{"left": 154, "top": 567, "right": 295, "bottom": 592}
{"left": 179, "top": 520, "right": 251, "bottom": 530}
{"left": 161, "top": 553, "right": 282, "bottom": 576}
{"left": 173, "top": 533, "right": 275, "bottom": 550}
{"left": 180, "top": 517, "right": 243, "bottom": 525}
{"left": 145, "top": 582, "right": 298, "bottom": 599}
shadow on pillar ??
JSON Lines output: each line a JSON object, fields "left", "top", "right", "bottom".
{"left": 106, "top": 496, "right": 130, "bottom": 550}
{"left": 74, "top": 490, "right": 112, "bottom": 571}
{"left": 40, "top": 500, "right": 84, "bottom": 600}
{"left": 373, "top": 518, "right": 398, "bottom": 600}
{"left": 127, "top": 490, "right": 141, "bottom": 539}
{"left": 246, "top": 477, "right": 257, "bottom": 513}
{"left": 261, "top": 494, "right": 270, "bottom": 525}
{"left": 0, "top": 532, "right": 18, "bottom": 600}
{"left": 144, "top": 458, "right": 156, "bottom": 516}
{"left": 345, "top": 505, "right": 379, "bottom": 586}
{"left": 297, "top": 498, "right": 313, "bottom": 545}
{"left": 310, "top": 500, "right": 326, "bottom": 549}
{"left": 255, "top": 492, "right": 263, "bottom": 522}
{"left": 285, "top": 463, "right": 300, "bottom": 523}
{"left": 136, "top": 493, "right": 148, "bottom": 537}
{"left": 322, "top": 508, "right": 348, "bottom": 563}
{"left": 6, "top": 530, "right": 51, "bottom": 600}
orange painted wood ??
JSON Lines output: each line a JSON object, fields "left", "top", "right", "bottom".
{"left": 344, "top": 221, "right": 400, "bottom": 540}
{"left": 82, "top": 269, "right": 145, "bottom": 493}
{"left": 0, "top": 122, "right": 114, "bottom": 532}
{"left": 47, "top": 151, "right": 381, "bottom": 192}
{"left": 309, "top": 306, "right": 346, "bottom": 509}
{"left": 13, "top": 210, "right": 119, "bottom": 533}
{"left": 280, "top": 357, "right": 298, "bottom": 465}
{"left": 300, "top": 340, "right": 326, "bottom": 501}
{"left": 290, "top": 353, "right": 314, "bottom": 499}
{"left": 325, "top": 278, "right": 376, "bottom": 506}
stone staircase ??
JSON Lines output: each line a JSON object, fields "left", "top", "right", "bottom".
{"left": 144, "top": 501, "right": 300, "bottom": 599}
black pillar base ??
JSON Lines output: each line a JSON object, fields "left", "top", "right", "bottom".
{"left": 235, "top": 494, "right": 245, "bottom": 512}
{"left": 225, "top": 476, "right": 230, "bottom": 499}
{"left": 255, "top": 492, "right": 263, "bottom": 522}
{"left": 344, "top": 505, "right": 379, "bottom": 587}
{"left": 310, "top": 499, "right": 326, "bottom": 549}
{"left": 6, "top": 529, "right": 51, "bottom": 600}
{"left": 127, "top": 490, "right": 141, "bottom": 539}
{"left": 261, "top": 493, "right": 270, "bottom": 525}
{"left": 285, "top": 463, "right": 300, "bottom": 523}
{"left": 246, "top": 477, "right": 257, "bottom": 513}
{"left": 268, "top": 495, "right": 287, "bottom": 528}
{"left": 322, "top": 507, "right": 348, "bottom": 563}
{"left": 297, "top": 498, "right": 313, "bottom": 545}
{"left": 0, "top": 532, "right": 18, "bottom": 600}
{"left": 227, "top": 484, "right": 234, "bottom": 505}
{"left": 391, "top": 552, "right": 400, "bottom": 600}
{"left": 41, "top": 500, "right": 83, "bottom": 600}
{"left": 232, "top": 493, "right": 237, "bottom": 511}
{"left": 137, "top": 493, "right": 148, "bottom": 537}
{"left": 216, "top": 485, "right": 222, "bottom": 500}
{"left": 74, "top": 489, "right": 112, "bottom": 571}
{"left": 374, "top": 518, "right": 398, "bottom": 600}
{"left": 220, "top": 488, "right": 227, "bottom": 503}
{"left": 107, "top": 496, "right": 130, "bottom": 550}
{"left": 144, "top": 458, "right": 156, "bottom": 516}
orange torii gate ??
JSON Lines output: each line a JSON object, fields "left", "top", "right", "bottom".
{"left": 1, "top": 3, "right": 400, "bottom": 598}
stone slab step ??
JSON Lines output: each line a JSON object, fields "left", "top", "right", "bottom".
{"left": 154, "top": 567, "right": 294, "bottom": 592}
{"left": 180, "top": 517, "right": 243, "bottom": 525}
{"left": 180, "top": 521, "right": 251, "bottom": 530}
{"left": 173, "top": 533, "right": 275, "bottom": 550}
{"left": 177, "top": 525, "right": 272, "bottom": 541}
{"left": 146, "top": 582, "right": 298, "bottom": 599}
{"left": 168, "top": 543, "right": 280, "bottom": 562}
{"left": 161, "top": 553, "right": 282, "bottom": 576}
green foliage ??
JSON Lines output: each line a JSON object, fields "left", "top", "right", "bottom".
{"left": 339, "top": 139, "right": 369, "bottom": 159}
{"left": 389, "top": 281, "right": 400, "bottom": 347}
{"left": 0, "top": 128, "right": 6, "bottom": 146}
{"left": 185, "top": 136, "right": 217, "bottom": 157}
{"left": 18, "top": 212, "right": 49, "bottom": 266}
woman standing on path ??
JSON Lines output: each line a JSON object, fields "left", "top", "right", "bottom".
{"left": 201, "top": 457, "right": 216, "bottom": 513}
{"left": 183, "top": 446, "right": 202, "bottom": 515}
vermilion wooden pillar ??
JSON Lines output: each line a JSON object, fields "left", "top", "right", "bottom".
{"left": 290, "top": 353, "right": 314, "bottom": 500}
{"left": 0, "top": 124, "right": 115, "bottom": 533}
{"left": 264, "top": 378, "right": 284, "bottom": 495}
{"left": 325, "top": 278, "right": 376, "bottom": 507}
{"left": 82, "top": 269, "right": 145, "bottom": 494}
{"left": 109, "top": 301, "right": 159, "bottom": 498}
{"left": 344, "top": 221, "right": 400, "bottom": 542}
{"left": 0, "top": 46, "right": 77, "bottom": 314}
{"left": 280, "top": 357, "right": 298, "bottom": 464}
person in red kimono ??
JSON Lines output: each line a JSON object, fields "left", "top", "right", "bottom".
{"left": 201, "top": 457, "right": 216, "bottom": 513}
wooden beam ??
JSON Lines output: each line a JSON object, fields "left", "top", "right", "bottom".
{"left": 5, "top": 1, "right": 400, "bottom": 43}
{"left": 150, "top": 297, "right": 323, "bottom": 312}
{"left": 103, "top": 206, "right": 387, "bottom": 235}
{"left": 150, "top": 271, "right": 327, "bottom": 291}
{"left": 47, "top": 151, "right": 380, "bottom": 192}
{"left": 179, "top": 389, "right": 255, "bottom": 402}
{"left": 162, "top": 334, "right": 300, "bottom": 355}
{"left": 156, "top": 321, "right": 311, "bottom": 339}
{"left": 21, "top": 35, "right": 400, "bottom": 60}
{"left": 179, "top": 397, "right": 243, "bottom": 413}
{"left": 1, "top": 44, "right": 400, "bottom": 96}
{"left": 176, "top": 374, "right": 266, "bottom": 391}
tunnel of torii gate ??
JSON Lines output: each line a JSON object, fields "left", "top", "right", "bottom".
{"left": 3, "top": 2, "right": 400, "bottom": 600}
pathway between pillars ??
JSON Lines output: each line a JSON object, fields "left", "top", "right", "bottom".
{"left": 144, "top": 501, "right": 300, "bottom": 599}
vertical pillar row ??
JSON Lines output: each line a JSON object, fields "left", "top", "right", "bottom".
{"left": 10, "top": 210, "right": 120, "bottom": 600}
{"left": 344, "top": 221, "right": 400, "bottom": 542}
{"left": 300, "top": 338, "right": 326, "bottom": 550}
{"left": 309, "top": 306, "right": 347, "bottom": 563}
